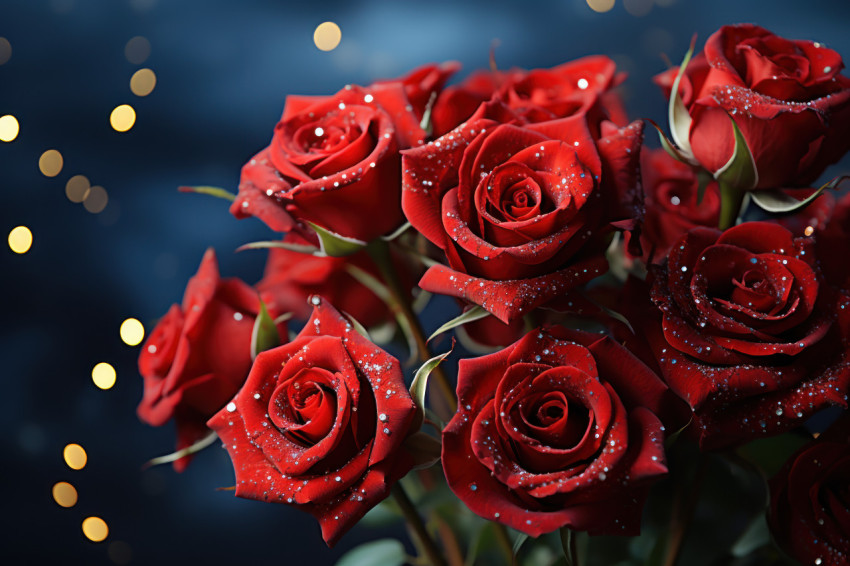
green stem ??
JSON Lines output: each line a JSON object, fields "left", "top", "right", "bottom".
{"left": 718, "top": 181, "right": 746, "bottom": 230}
{"left": 492, "top": 523, "right": 513, "bottom": 565}
{"left": 392, "top": 484, "right": 448, "bottom": 566}
{"left": 663, "top": 454, "right": 707, "bottom": 566}
{"left": 366, "top": 240, "right": 457, "bottom": 417}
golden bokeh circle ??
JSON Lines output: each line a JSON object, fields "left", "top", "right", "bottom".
{"left": 0, "top": 114, "right": 20, "bottom": 142}
{"left": 130, "top": 68, "right": 156, "bottom": 97}
{"left": 110, "top": 105, "right": 136, "bottom": 132}
{"left": 313, "top": 22, "right": 342, "bottom": 51}
{"left": 92, "top": 362, "right": 117, "bottom": 390}
{"left": 39, "top": 149, "right": 64, "bottom": 177}
{"left": 63, "top": 443, "right": 87, "bottom": 470}
{"left": 8, "top": 226, "right": 32, "bottom": 254}
{"left": 82, "top": 517, "right": 109, "bottom": 542}
{"left": 65, "top": 175, "right": 91, "bottom": 203}
{"left": 52, "top": 482, "right": 78, "bottom": 508}
{"left": 120, "top": 318, "right": 145, "bottom": 346}
{"left": 83, "top": 185, "right": 109, "bottom": 213}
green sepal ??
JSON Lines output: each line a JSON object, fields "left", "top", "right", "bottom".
{"left": 236, "top": 240, "right": 320, "bottom": 255}
{"left": 750, "top": 175, "right": 849, "bottom": 214}
{"left": 428, "top": 305, "right": 490, "bottom": 343}
{"left": 714, "top": 112, "right": 758, "bottom": 191}
{"left": 731, "top": 514, "right": 771, "bottom": 558}
{"left": 250, "top": 297, "right": 281, "bottom": 360}
{"left": 402, "top": 430, "right": 442, "bottom": 471}
{"left": 142, "top": 431, "right": 218, "bottom": 469}
{"left": 696, "top": 169, "right": 713, "bottom": 206}
{"left": 559, "top": 527, "right": 576, "bottom": 566}
{"left": 178, "top": 185, "right": 236, "bottom": 202}
{"left": 307, "top": 222, "right": 368, "bottom": 257}
{"left": 410, "top": 347, "right": 453, "bottom": 431}
{"left": 645, "top": 118, "right": 694, "bottom": 165}
{"left": 668, "top": 35, "right": 697, "bottom": 162}
{"left": 419, "top": 91, "right": 438, "bottom": 138}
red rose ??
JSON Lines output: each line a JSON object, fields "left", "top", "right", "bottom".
{"left": 402, "top": 101, "right": 644, "bottom": 323}
{"left": 432, "top": 56, "right": 627, "bottom": 137}
{"left": 137, "top": 249, "right": 286, "bottom": 471}
{"left": 639, "top": 148, "right": 720, "bottom": 262}
{"left": 642, "top": 221, "right": 850, "bottom": 449}
{"left": 231, "top": 64, "right": 457, "bottom": 242}
{"left": 442, "top": 327, "right": 671, "bottom": 536}
{"left": 207, "top": 298, "right": 417, "bottom": 546}
{"left": 256, "top": 234, "right": 418, "bottom": 329}
{"left": 768, "top": 413, "right": 850, "bottom": 566}
{"left": 655, "top": 24, "right": 850, "bottom": 189}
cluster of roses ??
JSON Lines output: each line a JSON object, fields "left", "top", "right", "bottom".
{"left": 137, "top": 24, "right": 850, "bottom": 565}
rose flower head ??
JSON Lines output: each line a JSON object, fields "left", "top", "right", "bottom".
{"left": 768, "top": 412, "right": 850, "bottom": 566}
{"left": 208, "top": 298, "right": 418, "bottom": 546}
{"left": 231, "top": 63, "right": 457, "bottom": 244}
{"left": 442, "top": 327, "right": 674, "bottom": 537}
{"left": 639, "top": 221, "right": 850, "bottom": 449}
{"left": 402, "top": 101, "right": 644, "bottom": 324}
{"left": 138, "top": 249, "right": 287, "bottom": 471}
{"left": 655, "top": 24, "right": 850, "bottom": 189}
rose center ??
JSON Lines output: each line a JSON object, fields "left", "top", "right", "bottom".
{"left": 269, "top": 368, "right": 338, "bottom": 446}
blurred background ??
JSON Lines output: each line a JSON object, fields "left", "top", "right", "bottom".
{"left": 2, "top": 0, "right": 849, "bottom": 564}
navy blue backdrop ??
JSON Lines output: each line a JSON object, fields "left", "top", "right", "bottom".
{"left": 2, "top": 1, "right": 849, "bottom": 564}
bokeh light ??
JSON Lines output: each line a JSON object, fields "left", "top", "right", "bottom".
{"left": 587, "top": 0, "right": 615, "bottom": 12}
{"left": 8, "top": 226, "right": 32, "bottom": 254}
{"left": 130, "top": 68, "right": 156, "bottom": 96}
{"left": 0, "top": 114, "right": 19, "bottom": 141}
{"left": 65, "top": 175, "right": 91, "bottom": 203}
{"left": 92, "top": 362, "right": 117, "bottom": 390}
{"left": 83, "top": 185, "right": 108, "bottom": 213}
{"left": 63, "top": 443, "right": 87, "bottom": 470}
{"left": 82, "top": 517, "right": 109, "bottom": 542}
{"left": 124, "top": 36, "right": 151, "bottom": 64}
{"left": 120, "top": 318, "right": 145, "bottom": 346}
{"left": 624, "top": 0, "right": 652, "bottom": 17}
{"left": 313, "top": 22, "right": 342, "bottom": 51}
{"left": 0, "top": 37, "right": 10, "bottom": 65}
{"left": 39, "top": 149, "right": 63, "bottom": 177}
{"left": 52, "top": 481, "right": 78, "bottom": 508}
{"left": 110, "top": 105, "right": 136, "bottom": 132}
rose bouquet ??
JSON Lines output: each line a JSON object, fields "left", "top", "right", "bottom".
{"left": 137, "top": 24, "right": 850, "bottom": 566}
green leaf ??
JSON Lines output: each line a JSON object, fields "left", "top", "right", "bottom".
{"left": 731, "top": 514, "right": 770, "bottom": 557}
{"left": 714, "top": 112, "right": 758, "bottom": 190}
{"left": 665, "top": 416, "right": 693, "bottom": 450}
{"left": 559, "top": 527, "right": 576, "bottom": 566}
{"left": 464, "top": 523, "right": 491, "bottom": 566}
{"left": 359, "top": 500, "right": 402, "bottom": 528}
{"left": 410, "top": 348, "right": 453, "bottom": 430}
{"left": 236, "top": 240, "right": 320, "bottom": 255}
{"left": 308, "top": 222, "right": 368, "bottom": 257}
{"left": 334, "top": 539, "right": 407, "bottom": 566}
{"left": 343, "top": 312, "right": 371, "bottom": 340}
{"left": 250, "top": 297, "right": 281, "bottom": 360}
{"left": 428, "top": 305, "right": 490, "bottom": 342}
{"left": 402, "top": 431, "right": 442, "bottom": 471}
{"left": 143, "top": 431, "right": 217, "bottom": 469}
{"left": 512, "top": 532, "right": 529, "bottom": 560}
{"left": 178, "top": 185, "right": 236, "bottom": 202}
{"left": 668, "top": 35, "right": 697, "bottom": 162}
{"left": 750, "top": 175, "right": 849, "bottom": 214}
{"left": 344, "top": 264, "right": 393, "bottom": 304}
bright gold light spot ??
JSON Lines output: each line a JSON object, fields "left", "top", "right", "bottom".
{"left": 8, "top": 226, "right": 32, "bottom": 254}
{"left": 587, "top": 0, "right": 616, "bottom": 12}
{"left": 110, "top": 105, "right": 136, "bottom": 132}
{"left": 82, "top": 517, "right": 109, "bottom": 542}
{"left": 125, "top": 36, "right": 151, "bottom": 64}
{"left": 52, "top": 481, "right": 78, "bottom": 508}
{"left": 65, "top": 175, "right": 91, "bottom": 203}
{"left": 39, "top": 149, "right": 64, "bottom": 177}
{"left": 0, "top": 37, "right": 11, "bottom": 65}
{"left": 83, "top": 185, "right": 108, "bottom": 213}
{"left": 130, "top": 68, "right": 156, "bottom": 97}
{"left": 63, "top": 443, "right": 87, "bottom": 470}
{"left": 92, "top": 362, "right": 117, "bottom": 390}
{"left": 313, "top": 22, "right": 342, "bottom": 52}
{"left": 120, "top": 318, "right": 145, "bottom": 346}
{"left": 804, "top": 225, "right": 815, "bottom": 237}
{"left": 0, "top": 114, "right": 19, "bottom": 141}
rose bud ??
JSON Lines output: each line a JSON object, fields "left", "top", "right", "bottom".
{"left": 207, "top": 298, "right": 418, "bottom": 547}
{"left": 768, "top": 412, "right": 850, "bottom": 566}
{"left": 655, "top": 24, "right": 850, "bottom": 189}
{"left": 137, "top": 249, "right": 287, "bottom": 471}
{"left": 432, "top": 55, "right": 627, "bottom": 138}
{"left": 402, "top": 100, "right": 644, "bottom": 324}
{"left": 638, "top": 148, "right": 720, "bottom": 263}
{"left": 636, "top": 221, "right": 850, "bottom": 449}
{"left": 232, "top": 63, "right": 457, "bottom": 243}
{"left": 442, "top": 327, "right": 674, "bottom": 536}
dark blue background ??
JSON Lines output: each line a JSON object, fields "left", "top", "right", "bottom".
{"left": 2, "top": 0, "right": 849, "bottom": 564}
